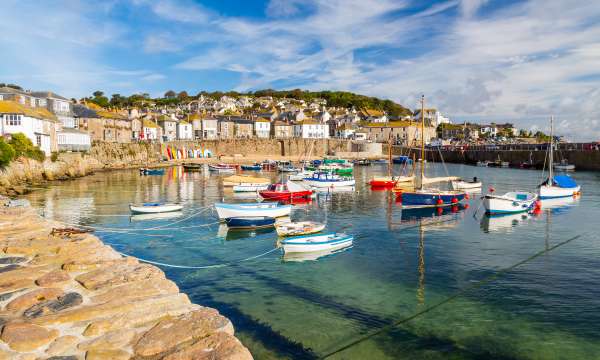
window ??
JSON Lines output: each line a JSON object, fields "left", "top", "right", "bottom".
{"left": 36, "top": 135, "right": 41, "bottom": 147}
{"left": 6, "top": 114, "right": 21, "bottom": 126}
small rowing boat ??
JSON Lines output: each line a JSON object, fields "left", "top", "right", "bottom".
{"left": 182, "top": 163, "right": 203, "bottom": 171}
{"left": 451, "top": 177, "right": 482, "bottom": 190}
{"left": 483, "top": 191, "right": 538, "bottom": 215}
{"left": 225, "top": 216, "right": 276, "bottom": 229}
{"left": 241, "top": 164, "right": 262, "bottom": 171}
{"left": 214, "top": 202, "right": 292, "bottom": 219}
{"left": 275, "top": 221, "right": 326, "bottom": 237}
{"left": 129, "top": 202, "right": 183, "bottom": 214}
{"left": 139, "top": 168, "right": 165, "bottom": 175}
{"left": 208, "top": 164, "right": 237, "bottom": 173}
{"left": 233, "top": 184, "right": 269, "bottom": 192}
{"left": 281, "top": 233, "right": 353, "bottom": 253}
{"left": 303, "top": 172, "right": 355, "bottom": 188}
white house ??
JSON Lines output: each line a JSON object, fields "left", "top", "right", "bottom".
{"left": 479, "top": 124, "right": 498, "bottom": 138}
{"left": 201, "top": 118, "right": 219, "bottom": 140}
{"left": 57, "top": 128, "right": 91, "bottom": 151}
{"left": 177, "top": 121, "right": 193, "bottom": 140}
{"left": 336, "top": 124, "right": 356, "bottom": 139}
{"left": 293, "top": 119, "right": 329, "bottom": 139}
{"left": 142, "top": 119, "right": 159, "bottom": 140}
{"left": 254, "top": 118, "right": 271, "bottom": 138}
{"left": 413, "top": 108, "right": 450, "bottom": 127}
{"left": 316, "top": 110, "right": 331, "bottom": 123}
{"left": 0, "top": 100, "right": 57, "bottom": 156}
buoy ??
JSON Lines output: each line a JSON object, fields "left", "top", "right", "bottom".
{"left": 534, "top": 200, "right": 542, "bottom": 210}
{"left": 489, "top": 187, "right": 495, "bottom": 193}
{"left": 464, "top": 203, "right": 470, "bottom": 209}
{"left": 465, "top": 193, "right": 470, "bottom": 200}
{"left": 451, "top": 197, "right": 459, "bottom": 204}
{"left": 451, "top": 205, "right": 459, "bottom": 213}
{"left": 436, "top": 198, "right": 444, "bottom": 206}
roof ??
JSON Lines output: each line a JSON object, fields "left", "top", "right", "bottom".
{"left": 296, "top": 118, "right": 319, "bottom": 125}
{"left": 364, "top": 121, "right": 420, "bottom": 128}
{"left": 72, "top": 104, "right": 100, "bottom": 118}
{"left": 361, "top": 108, "right": 384, "bottom": 117}
{"left": 143, "top": 119, "right": 159, "bottom": 129}
{"left": 30, "top": 91, "right": 69, "bottom": 101}
{"left": 157, "top": 115, "right": 176, "bottom": 122}
{"left": 83, "top": 102, "right": 128, "bottom": 120}
{"left": 0, "top": 86, "right": 29, "bottom": 96}
{"left": 57, "top": 127, "right": 88, "bottom": 135}
{"left": 255, "top": 117, "right": 271, "bottom": 122}
{"left": 273, "top": 121, "right": 291, "bottom": 126}
{"left": 179, "top": 120, "right": 190, "bottom": 125}
{"left": 0, "top": 100, "right": 58, "bottom": 122}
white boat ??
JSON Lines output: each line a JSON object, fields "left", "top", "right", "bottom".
{"left": 303, "top": 172, "right": 355, "bottom": 188}
{"left": 130, "top": 211, "right": 183, "bottom": 222}
{"left": 208, "top": 164, "right": 236, "bottom": 173}
{"left": 480, "top": 212, "right": 531, "bottom": 233}
{"left": 233, "top": 184, "right": 269, "bottom": 192}
{"left": 539, "top": 117, "right": 580, "bottom": 199}
{"left": 553, "top": 159, "right": 575, "bottom": 171}
{"left": 275, "top": 221, "right": 326, "bottom": 237}
{"left": 282, "top": 246, "right": 352, "bottom": 262}
{"left": 451, "top": 178, "right": 482, "bottom": 190}
{"left": 222, "top": 175, "right": 270, "bottom": 187}
{"left": 214, "top": 202, "right": 292, "bottom": 220}
{"left": 477, "top": 161, "right": 489, "bottom": 167}
{"left": 129, "top": 203, "right": 183, "bottom": 214}
{"left": 288, "top": 170, "right": 313, "bottom": 181}
{"left": 483, "top": 191, "right": 538, "bottom": 215}
{"left": 281, "top": 233, "right": 353, "bottom": 253}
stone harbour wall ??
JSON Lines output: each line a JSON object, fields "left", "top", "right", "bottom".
{"left": 0, "top": 200, "right": 253, "bottom": 360}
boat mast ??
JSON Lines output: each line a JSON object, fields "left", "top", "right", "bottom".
{"left": 388, "top": 133, "right": 392, "bottom": 178}
{"left": 549, "top": 116, "right": 554, "bottom": 181}
{"left": 419, "top": 95, "right": 425, "bottom": 190}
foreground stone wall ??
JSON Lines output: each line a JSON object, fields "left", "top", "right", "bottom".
{"left": 0, "top": 200, "right": 252, "bottom": 359}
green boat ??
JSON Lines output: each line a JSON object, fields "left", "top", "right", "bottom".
{"left": 319, "top": 165, "right": 353, "bottom": 175}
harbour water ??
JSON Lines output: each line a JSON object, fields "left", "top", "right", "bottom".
{"left": 24, "top": 164, "right": 600, "bottom": 359}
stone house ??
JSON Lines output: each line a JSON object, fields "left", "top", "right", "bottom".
{"left": 157, "top": 115, "right": 178, "bottom": 142}
{"left": 272, "top": 121, "right": 292, "bottom": 139}
{"left": 218, "top": 119, "right": 234, "bottom": 139}
{"left": 233, "top": 119, "right": 254, "bottom": 138}
{"left": 361, "top": 121, "right": 436, "bottom": 146}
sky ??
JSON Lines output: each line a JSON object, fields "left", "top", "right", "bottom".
{"left": 1, "top": 0, "right": 599, "bottom": 140}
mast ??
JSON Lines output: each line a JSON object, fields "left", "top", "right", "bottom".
{"left": 388, "top": 134, "right": 392, "bottom": 178}
{"left": 419, "top": 95, "right": 425, "bottom": 190}
{"left": 549, "top": 116, "right": 554, "bottom": 181}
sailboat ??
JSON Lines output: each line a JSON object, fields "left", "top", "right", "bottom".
{"left": 369, "top": 135, "right": 413, "bottom": 187}
{"left": 538, "top": 117, "right": 581, "bottom": 199}
{"left": 396, "top": 95, "right": 466, "bottom": 207}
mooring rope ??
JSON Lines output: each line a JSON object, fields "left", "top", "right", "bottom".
{"left": 117, "top": 246, "right": 281, "bottom": 270}
{"left": 319, "top": 233, "right": 584, "bottom": 359}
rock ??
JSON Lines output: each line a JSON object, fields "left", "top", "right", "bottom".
{"left": 85, "top": 349, "right": 130, "bottom": 360}
{"left": 11, "top": 186, "right": 26, "bottom": 195}
{"left": 45, "top": 335, "right": 79, "bottom": 356}
{"left": 164, "top": 332, "right": 253, "bottom": 360}
{"left": 0, "top": 290, "right": 22, "bottom": 302}
{"left": 0, "top": 264, "right": 22, "bottom": 273}
{"left": 1, "top": 322, "right": 59, "bottom": 351}
{"left": 0, "top": 279, "right": 33, "bottom": 294}
{"left": 134, "top": 308, "right": 234, "bottom": 357}
{"left": 23, "top": 292, "right": 83, "bottom": 319}
{"left": 75, "top": 262, "right": 165, "bottom": 291}
{"left": 35, "top": 269, "right": 70, "bottom": 286}
{"left": 0, "top": 257, "right": 27, "bottom": 265}
{"left": 78, "top": 329, "right": 136, "bottom": 351}
{"left": 46, "top": 356, "right": 79, "bottom": 360}
{"left": 91, "top": 278, "right": 179, "bottom": 304}
{"left": 6, "top": 288, "right": 64, "bottom": 311}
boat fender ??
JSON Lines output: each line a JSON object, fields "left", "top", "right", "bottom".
{"left": 465, "top": 193, "right": 470, "bottom": 200}
{"left": 436, "top": 198, "right": 444, "bottom": 206}
{"left": 534, "top": 200, "right": 542, "bottom": 210}
{"left": 451, "top": 197, "right": 459, "bottom": 204}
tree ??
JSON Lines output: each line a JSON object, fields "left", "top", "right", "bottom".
{"left": 93, "top": 91, "right": 104, "bottom": 98}
{"left": 177, "top": 91, "right": 189, "bottom": 100}
{"left": 164, "top": 90, "right": 176, "bottom": 98}
{"left": 0, "top": 137, "right": 16, "bottom": 167}
{"left": 8, "top": 133, "right": 45, "bottom": 161}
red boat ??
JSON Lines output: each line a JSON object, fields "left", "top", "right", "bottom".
{"left": 369, "top": 177, "right": 395, "bottom": 187}
{"left": 259, "top": 181, "right": 312, "bottom": 201}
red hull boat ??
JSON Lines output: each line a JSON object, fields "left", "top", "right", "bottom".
{"left": 259, "top": 181, "right": 312, "bottom": 201}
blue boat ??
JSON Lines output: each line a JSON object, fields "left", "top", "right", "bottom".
{"left": 400, "top": 191, "right": 466, "bottom": 207}
{"left": 241, "top": 164, "right": 262, "bottom": 171}
{"left": 392, "top": 156, "right": 412, "bottom": 164}
{"left": 140, "top": 168, "right": 165, "bottom": 175}
{"left": 225, "top": 216, "right": 276, "bottom": 229}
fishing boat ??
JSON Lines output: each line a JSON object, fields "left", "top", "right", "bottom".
{"left": 288, "top": 170, "right": 313, "bottom": 181}
{"left": 214, "top": 202, "right": 292, "bottom": 219}
{"left": 224, "top": 216, "right": 276, "bottom": 229}
{"left": 354, "top": 158, "right": 371, "bottom": 166}
{"left": 208, "top": 164, "right": 237, "bottom": 173}
{"left": 553, "top": 159, "right": 575, "bottom": 171}
{"left": 259, "top": 181, "right": 313, "bottom": 201}
{"left": 129, "top": 202, "right": 183, "bottom": 214}
{"left": 232, "top": 184, "right": 269, "bottom": 192}
{"left": 278, "top": 164, "right": 300, "bottom": 173}
{"left": 241, "top": 164, "right": 262, "bottom": 171}
{"left": 303, "top": 172, "right": 355, "bottom": 188}
{"left": 451, "top": 177, "right": 482, "bottom": 190}
{"left": 392, "top": 156, "right": 412, "bottom": 164}
{"left": 275, "top": 221, "right": 326, "bottom": 237}
{"left": 280, "top": 233, "right": 353, "bottom": 253}
{"left": 139, "top": 168, "right": 165, "bottom": 175}
{"left": 398, "top": 95, "right": 466, "bottom": 207}
{"left": 222, "top": 174, "right": 270, "bottom": 187}
{"left": 483, "top": 191, "right": 538, "bottom": 215}
{"left": 318, "top": 163, "right": 353, "bottom": 175}
{"left": 539, "top": 117, "right": 581, "bottom": 199}
{"left": 182, "top": 163, "right": 203, "bottom": 171}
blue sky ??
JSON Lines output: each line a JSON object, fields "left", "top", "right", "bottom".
{"left": 1, "top": 0, "right": 599, "bottom": 140}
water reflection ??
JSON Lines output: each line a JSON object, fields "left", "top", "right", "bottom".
{"left": 480, "top": 212, "right": 532, "bottom": 233}
{"left": 130, "top": 211, "right": 183, "bottom": 222}
{"left": 281, "top": 246, "right": 353, "bottom": 263}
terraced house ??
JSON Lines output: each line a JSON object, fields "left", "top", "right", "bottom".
{"left": 0, "top": 100, "right": 58, "bottom": 156}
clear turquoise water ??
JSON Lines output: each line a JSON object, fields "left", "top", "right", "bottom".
{"left": 24, "top": 164, "right": 600, "bottom": 359}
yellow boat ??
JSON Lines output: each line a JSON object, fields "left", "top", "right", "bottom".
{"left": 222, "top": 174, "right": 270, "bottom": 187}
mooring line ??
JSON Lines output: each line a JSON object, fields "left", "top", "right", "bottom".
{"left": 117, "top": 247, "right": 281, "bottom": 270}
{"left": 319, "top": 233, "right": 584, "bottom": 359}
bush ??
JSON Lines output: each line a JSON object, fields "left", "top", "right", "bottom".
{"left": 51, "top": 151, "right": 59, "bottom": 162}
{"left": 0, "top": 138, "right": 16, "bottom": 167}
{"left": 8, "top": 133, "right": 46, "bottom": 162}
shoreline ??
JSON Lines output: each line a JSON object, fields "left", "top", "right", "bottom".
{"left": 0, "top": 198, "right": 253, "bottom": 359}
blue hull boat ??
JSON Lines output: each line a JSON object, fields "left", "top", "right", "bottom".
{"left": 140, "top": 168, "right": 165, "bottom": 175}
{"left": 225, "top": 216, "right": 276, "bottom": 229}
{"left": 400, "top": 191, "right": 466, "bottom": 207}
{"left": 241, "top": 164, "right": 262, "bottom": 171}
{"left": 392, "top": 156, "right": 412, "bottom": 164}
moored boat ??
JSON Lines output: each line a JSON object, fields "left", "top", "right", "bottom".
{"left": 369, "top": 176, "right": 414, "bottom": 187}
{"left": 259, "top": 181, "right": 312, "bottom": 201}
{"left": 182, "top": 163, "right": 203, "bottom": 171}
{"left": 140, "top": 168, "right": 165, "bottom": 175}
{"left": 553, "top": 159, "right": 575, "bottom": 171}
{"left": 275, "top": 221, "right": 326, "bottom": 237}
{"left": 241, "top": 164, "right": 262, "bottom": 171}
{"left": 451, "top": 177, "right": 482, "bottom": 190}
{"left": 208, "top": 164, "right": 237, "bottom": 173}
{"left": 483, "top": 191, "right": 538, "bottom": 215}
{"left": 303, "top": 172, "right": 355, "bottom": 188}
{"left": 129, "top": 202, "right": 183, "bottom": 214}
{"left": 281, "top": 233, "right": 353, "bottom": 253}
{"left": 232, "top": 184, "right": 269, "bottom": 192}
{"left": 392, "top": 156, "right": 412, "bottom": 164}
{"left": 225, "top": 216, "right": 276, "bottom": 229}
{"left": 214, "top": 202, "right": 292, "bottom": 219}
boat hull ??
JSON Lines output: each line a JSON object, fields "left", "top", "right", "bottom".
{"left": 281, "top": 233, "right": 353, "bottom": 253}
{"left": 225, "top": 216, "right": 276, "bottom": 229}
{"left": 233, "top": 184, "right": 269, "bottom": 192}
{"left": 275, "top": 221, "right": 326, "bottom": 237}
{"left": 259, "top": 190, "right": 313, "bottom": 200}
{"left": 483, "top": 194, "right": 537, "bottom": 214}
{"left": 241, "top": 165, "right": 262, "bottom": 171}
{"left": 539, "top": 185, "right": 580, "bottom": 199}
{"left": 129, "top": 203, "right": 183, "bottom": 214}
{"left": 451, "top": 181, "right": 482, "bottom": 190}
{"left": 304, "top": 179, "right": 355, "bottom": 188}
{"left": 399, "top": 191, "right": 466, "bottom": 207}
{"left": 214, "top": 203, "right": 292, "bottom": 219}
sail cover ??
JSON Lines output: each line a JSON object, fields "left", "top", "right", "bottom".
{"left": 553, "top": 175, "right": 578, "bottom": 188}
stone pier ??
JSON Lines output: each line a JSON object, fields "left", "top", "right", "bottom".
{"left": 0, "top": 199, "right": 252, "bottom": 360}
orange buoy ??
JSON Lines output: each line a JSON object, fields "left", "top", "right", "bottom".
{"left": 451, "top": 197, "right": 459, "bottom": 204}
{"left": 437, "top": 207, "right": 444, "bottom": 215}
{"left": 464, "top": 203, "right": 470, "bottom": 209}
